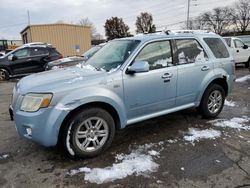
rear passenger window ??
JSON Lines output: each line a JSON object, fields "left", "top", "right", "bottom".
{"left": 30, "top": 48, "right": 48, "bottom": 56}
{"left": 203, "top": 38, "right": 229, "bottom": 58}
{"left": 176, "top": 39, "right": 208, "bottom": 65}
{"left": 135, "top": 41, "right": 173, "bottom": 70}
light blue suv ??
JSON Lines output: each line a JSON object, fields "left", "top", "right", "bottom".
{"left": 10, "top": 30, "right": 235, "bottom": 158}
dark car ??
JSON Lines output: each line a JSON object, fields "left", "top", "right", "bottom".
{"left": 0, "top": 42, "right": 62, "bottom": 80}
{"left": 45, "top": 44, "right": 105, "bottom": 70}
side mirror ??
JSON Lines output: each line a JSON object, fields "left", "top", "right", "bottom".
{"left": 8, "top": 55, "right": 17, "bottom": 61}
{"left": 127, "top": 60, "right": 149, "bottom": 74}
{"left": 243, "top": 44, "right": 248, "bottom": 49}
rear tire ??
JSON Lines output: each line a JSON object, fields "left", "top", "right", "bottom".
{"left": 0, "top": 69, "right": 9, "bottom": 81}
{"left": 63, "top": 107, "right": 115, "bottom": 158}
{"left": 199, "top": 84, "right": 225, "bottom": 118}
{"left": 245, "top": 58, "right": 250, "bottom": 68}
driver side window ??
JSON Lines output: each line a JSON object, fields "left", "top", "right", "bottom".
{"left": 135, "top": 41, "right": 173, "bottom": 70}
{"left": 234, "top": 39, "right": 244, "bottom": 48}
{"left": 13, "top": 48, "right": 29, "bottom": 58}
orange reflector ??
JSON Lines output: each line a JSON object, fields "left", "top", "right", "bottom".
{"left": 41, "top": 98, "right": 50, "bottom": 108}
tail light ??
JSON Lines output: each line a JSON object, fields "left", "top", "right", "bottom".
{"left": 59, "top": 54, "right": 63, "bottom": 59}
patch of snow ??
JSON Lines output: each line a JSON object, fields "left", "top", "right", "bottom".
{"left": 167, "top": 139, "right": 178, "bottom": 144}
{"left": 215, "top": 160, "right": 220, "bottom": 163}
{"left": 55, "top": 103, "right": 72, "bottom": 111}
{"left": 67, "top": 76, "right": 84, "bottom": 84}
{"left": 239, "top": 135, "right": 244, "bottom": 138}
{"left": 224, "top": 99, "right": 236, "bottom": 107}
{"left": 68, "top": 143, "right": 160, "bottom": 184}
{"left": 235, "top": 75, "right": 250, "bottom": 83}
{"left": 156, "top": 180, "right": 163, "bottom": 184}
{"left": 51, "top": 66, "right": 60, "bottom": 70}
{"left": 148, "top": 150, "right": 160, "bottom": 156}
{"left": 152, "top": 58, "right": 173, "bottom": 68}
{"left": 108, "top": 65, "right": 121, "bottom": 73}
{"left": 184, "top": 128, "right": 221, "bottom": 143}
{"left": 209, "top": 117, "right": 250, "bottom": 130}
{"left": 66, "top": 122, "right": 75, "bottom": 156}
{"left": 181, "top": 167, "right": 185, "bottom": 171}
{"left": 0, "top": 154, "right": 9, "bottom": 159}
{"left": 81, "top": 64, "right": 96, "bottom": 71}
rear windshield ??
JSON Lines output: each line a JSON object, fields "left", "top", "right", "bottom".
{"left": 203, "top": 38, "right": 229, "bottom": 59}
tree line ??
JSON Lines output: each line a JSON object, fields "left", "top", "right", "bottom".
{"left": 78, "top": 0, "right": 250, "bottom": 40}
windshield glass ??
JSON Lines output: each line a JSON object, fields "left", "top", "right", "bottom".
{"left": 86, "top": 40, "right": 140, "bottom": 72}
{"left": 82, "top": 46, "right": 102, "bottom": 59}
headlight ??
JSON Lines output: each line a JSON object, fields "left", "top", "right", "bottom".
{"left": 20, "top": 93, "right": 53, "bottom": 112}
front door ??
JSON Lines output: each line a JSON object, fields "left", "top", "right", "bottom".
{"left": 123, "top": 40, "right": 177, "bottom": 121}
{"left": 233, "top": 39, "right": 249, "bottom": 63}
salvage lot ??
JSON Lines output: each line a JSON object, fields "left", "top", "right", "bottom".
{"left": 0, "top": 68, "right": 250, "bottom": 188}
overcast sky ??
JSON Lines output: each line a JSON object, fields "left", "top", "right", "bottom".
{"left": 0, "top": 0, "right": 237, "bottom": 40}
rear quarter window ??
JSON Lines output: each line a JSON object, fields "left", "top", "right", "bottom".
{"left": 203, "top": 38, "right": 229, "bottom": 59}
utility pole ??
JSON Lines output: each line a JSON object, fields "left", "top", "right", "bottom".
{"left": 27, "top": 10, "right": 30, "bottom": 25}
{"left": 187, "top": 0, "right": 190, "bottom": 29}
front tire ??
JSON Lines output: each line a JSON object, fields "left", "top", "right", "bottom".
{"left": 63, "top": 107, "right": 115, "bottom": 158}
{"left": 199, "top": 84, "right": 225, "bottom": 118}
{"left": 0, "top": 69, "right": 9, "bottom": 81}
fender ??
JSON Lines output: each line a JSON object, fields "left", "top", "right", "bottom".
{"left": 196, "top": 68, "right": 229, "bottom": 106}
{"left": 53, "top": 87, "right": 127, "bottom": 129}
{"left": 0, "top": 65, "right": 12, "bottom": 75}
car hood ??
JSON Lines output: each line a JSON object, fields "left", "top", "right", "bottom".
{"left": 17, "top": 66, "right": 107, "bottom": 94}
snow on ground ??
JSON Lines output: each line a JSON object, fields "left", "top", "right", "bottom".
{"left": 68, "top": 144, "right": 160, "bottom": 184}
{"left": 235, "top": 75, "right": 250, "bottom": 82}
{"left": 0, "top": 154, "right": 9, "bottom": 159}
{"left": 224, "top": 99, "right": 236, "bottom": 107}
{"left": 209, "top": 117, "right": 250, "bottom": 130}
{"left": 183, "top": 128, "right": 221, "bottom": 143}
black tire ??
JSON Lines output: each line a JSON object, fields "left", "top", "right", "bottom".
{"left": 63, "top": 107, "right": 115, "bottom": 158}
{"left": 245, "top": 58, "right": 250, "bottom": 68}
{"left": 199, "top": 84, "right": 225, "bottom": 119}
{"left": 0, "top": 69, "right": 9, "bottom": 81}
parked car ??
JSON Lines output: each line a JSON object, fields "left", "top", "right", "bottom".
{"left": 0, "top": 42, "right": 63, "bottom": 80}
{"left": 10, "top": 30, "right": 235, "bottom": 158}
{"left": 223, "top": 37, "right": 250, "bottom": 68}
{"left": 45, "top": 44, "right": 105, "bottom": 70}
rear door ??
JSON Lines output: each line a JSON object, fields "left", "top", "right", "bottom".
{"left": 28, "top": 47, "right": 49, "bottom": 72}
{"left": 174, "top": 38, "right": 212, "bottom": 106}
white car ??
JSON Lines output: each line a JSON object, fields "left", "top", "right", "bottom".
{"left": 224, "top": 37, "right": 250, "bottom": 68}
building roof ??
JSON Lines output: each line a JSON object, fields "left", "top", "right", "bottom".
{"left": 20, "top": 23, "right": 91, "bottom": 34}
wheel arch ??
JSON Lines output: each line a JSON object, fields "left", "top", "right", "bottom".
{"left": 58, "top": 101, "right": 121, "bottom": 145}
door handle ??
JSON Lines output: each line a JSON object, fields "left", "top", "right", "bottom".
{"left": 201, "top": 66, "right": 210, "bottom": 71}
{"left": 162, "top": 73, "right": 173, "bottom": 79}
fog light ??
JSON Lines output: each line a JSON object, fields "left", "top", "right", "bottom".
{"left": 26, "top": 128, "right": 32, "bottom": 136}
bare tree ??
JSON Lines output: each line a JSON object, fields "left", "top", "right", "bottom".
{"left": 135, "top": 12, "right": 156, "bottom": 33}
{"left": 79, "top": 18, "right": 97, "bottom": 38}
{"left": 199, "top": 7, "right": 234, "bottom": 34}
{"left": 232, "top": 0, "right": 250, "bottom": 33}
{"left": 104, "top": 17, "right": 131, "bottom": 40}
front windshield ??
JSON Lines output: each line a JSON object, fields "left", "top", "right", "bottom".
{"left": 86, "top": 40, "right": 140, "bottom": 72}
{"left": 82, "top": 46, "right": 101, "bottom": 59}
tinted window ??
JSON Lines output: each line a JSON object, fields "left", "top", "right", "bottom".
{"left": 234, "top": 39, "right": 244, "bottom": 48}
{"left": 176, "top": 39, "right": 208, "bottom": 64}
{"left": 50, "top": 48, "right": 60, "bottom": 56}
{"left": 30, "top": 48, "right": 48, "bottom": 56}
{"left": 13, "top": 48, "right": 29, "bottom": 58}
{"left": 224, "top": 38, "right": 231, "bottom": 47}
{"left": 203, "top": 38, "right": 229, "bottom": 58}
{"left": 135, "top": 41, "right": 173, "bottom": 70}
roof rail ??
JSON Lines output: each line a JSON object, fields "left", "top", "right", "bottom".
{"left": 167, "top": 30, "right": 215, "bottom": 34}
{"left": 23, "top": 42, "right": 52, "bottom": 47}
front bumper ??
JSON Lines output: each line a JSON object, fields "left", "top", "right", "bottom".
{"left": 12, "top": 105, "right": 69, "bottom": 147}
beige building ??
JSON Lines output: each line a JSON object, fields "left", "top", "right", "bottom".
{"left": 20, "top": 23, "right": 91, "bottom": 56}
